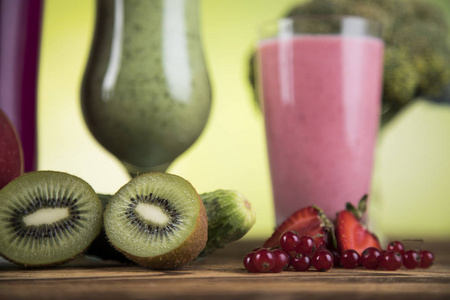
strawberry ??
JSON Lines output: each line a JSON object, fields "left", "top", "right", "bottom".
{"left": 263, "top": 206, "right": 334, "bottom": 250}
{"left": 335, "top": 195, "right": 381, "bottom": 255}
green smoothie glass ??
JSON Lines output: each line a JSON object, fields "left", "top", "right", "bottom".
{"left": 81, "top": 0, "right": 211, "bottom": 176}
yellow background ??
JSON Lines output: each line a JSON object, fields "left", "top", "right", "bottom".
{"left": 38, "top": 0, "right": 450, "bottom": 241}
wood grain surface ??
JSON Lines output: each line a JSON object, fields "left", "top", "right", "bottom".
{"left": 1, "top": 240, "right": 449, "bottom": 299}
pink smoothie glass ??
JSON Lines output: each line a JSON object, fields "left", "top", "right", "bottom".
{"left": 256, "top": 16, "right": 384, "bottom": 225}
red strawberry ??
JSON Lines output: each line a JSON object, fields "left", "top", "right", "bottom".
{"left": 263, "top": 206, "right": 333, "bottom": 250}
{"left": 335, "top": 196, "right": 381, "bottom": 255}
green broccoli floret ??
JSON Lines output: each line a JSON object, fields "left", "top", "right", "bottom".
{"left": 408, "top": 0, "right": 449, "bottom": 30}
{"left": 287, "top": 0, "right": 450, "bottom": 100}
{"left": 383, "top": 47, "right": 420, "bottom": 106}
{"left": 390, "top": 21, "right": 450, "bottom": 98}
{"left": 285, "top": 0, "right": 350, "bottom": 16}
{"left": 249, "top": 0, "right": 450, "bottom": 124}
{"left": 345, "top": 1, "right": 395, "bottom": 39}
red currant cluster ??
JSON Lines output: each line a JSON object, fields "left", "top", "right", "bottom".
{"left": 243, "top": 231, "right": 335, "bottom": 273}
{"left": 243, "top": 231, "right": 435, "bottom": 273}
{"left": 342, "top": 240, "right": 435, "bottom": 271}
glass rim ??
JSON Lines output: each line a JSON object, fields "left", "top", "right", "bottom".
{"left": 258, "top": 15, "right": 384, "bottom": 40}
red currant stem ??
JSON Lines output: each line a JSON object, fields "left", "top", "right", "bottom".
{"left": 402, "top": 239, "right": 424, "bottom": 250}
{"left": 401, "top": 239, "right": 424, "bottom": 243}
{"left": 323, "top": 226, "right": 337, "bottom": 250}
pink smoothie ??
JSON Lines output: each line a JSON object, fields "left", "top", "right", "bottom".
{"left": 258, "top": 35, "right": 384, "bottom": 224}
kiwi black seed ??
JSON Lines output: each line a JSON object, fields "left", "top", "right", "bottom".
{"left": 103, "top": 172, "right": 207, "bottom": 269}
{"left": 0, "top": 171, "right": 102, "bottom": 267}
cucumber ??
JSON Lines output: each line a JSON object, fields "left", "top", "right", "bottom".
{"left": 198, "top": 189, "right": 256, "bottom": 257}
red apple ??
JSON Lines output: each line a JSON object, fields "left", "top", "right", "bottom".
{"left": 0, "top": 109, "right": 24, "bottom": 189}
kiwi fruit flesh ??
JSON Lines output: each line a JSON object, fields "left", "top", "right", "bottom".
{"left": 0, "top": 171, "right": 102, "bottom": 267}
{"left": 84, "top": 194, "right": 133, "bottom": 263}
{"left": 103, "top": 172, "right": 207, "bottom": 269}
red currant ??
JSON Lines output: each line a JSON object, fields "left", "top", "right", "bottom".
{"left": 271, "top": 249, "right": 291, "bottom": 273}
{"left": 312, "top": 249, "right": 334, "bottom": 272}
{"left": 295, "top": 235, "right": 315, "bottom": 255}
{"left": 292, "top": 253, "right": 311, "bottom": 271}
{"left": 253, "top": 248, "right": 275, "bottom": 272}
{"left": 379, "top": 251, "right": 403, "bottom": 271}
{"left": 243, "top": 252, "right": 259, "bottom": 273}
{"left": 330, "top": 250, "right": 341, "bottom": 267}
{"left": 341, "top": 249, "right": 360, "bottom": 269}
{"left": 403, "top": 250, "right": 421, "bottom": 269}
{"left": 360, "top": 247, "right": 381, "bottom": 270}
{"left": 386, "top": 241, "right": 405, "bottom": 255}
{"left": 419, "top": 250, "right": 435, "bottom": 268}
{"left": 279, "top": 231, "right": 300, "bottom": 252}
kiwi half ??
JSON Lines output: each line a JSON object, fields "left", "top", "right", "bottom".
{"left": 0, "top": 171, "right": 102, "bottom": 267}
{"left": 103, "top": 172, "right": 207, "bottom": 269}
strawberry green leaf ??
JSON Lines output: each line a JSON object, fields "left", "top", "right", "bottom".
{"left": 358, "top": 194, "right": 368, "bottom": 215}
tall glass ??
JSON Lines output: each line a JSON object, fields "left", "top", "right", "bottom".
{"left": 0, "top": 0, "right": 43, "bottom": 172}
{"left": 256, "top": 16, "right": 384, "bottom": 224}
{"left": 81, "top": 0, "right": 211, "bottom": 177}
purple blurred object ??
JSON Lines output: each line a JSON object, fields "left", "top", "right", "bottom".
{"left": 0, "top": 0, "right": 43, "bottom": 172}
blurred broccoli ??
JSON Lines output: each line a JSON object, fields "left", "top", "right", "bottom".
{"left": 249, "top": 0, "right": 450, "bottom": 126}
{"left": 383, "top": 47, "right": 419, "bottom": 105}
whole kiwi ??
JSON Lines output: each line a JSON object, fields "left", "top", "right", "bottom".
{"left": 103, "top": 172, "right": 208, "bottom": 269}
{"left": 0, "top": 171, "right": 103, "bottom": 267}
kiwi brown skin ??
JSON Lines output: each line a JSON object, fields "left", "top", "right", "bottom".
{"left": 119, "top": 196, "right": 208, "bottom": 269}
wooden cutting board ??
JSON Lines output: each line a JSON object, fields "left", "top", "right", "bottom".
{"left": 1, "top": 240, "right": 449, "bottom": 299}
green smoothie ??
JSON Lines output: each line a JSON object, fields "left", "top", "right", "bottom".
{"left": 81, "top": 0, "right": 211, "bottom": 174}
